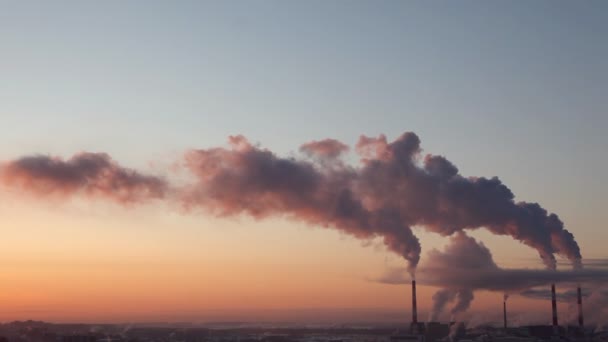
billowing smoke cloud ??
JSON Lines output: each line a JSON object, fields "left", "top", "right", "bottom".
{"left": 180, "top": 132, "right": 581, "bottom": 274}
{"left": 181, "top": 135, "right": 422, "bottom": 274}
{"left": 422, "top": 233, "right": 484, "bottom": 320}
{"left": 451, "top": 289, "right": 474, "bottom": 317}
{"left": 428, "top": 288, "right": 474, "bottom": 322}
{"left": 449, "top": 322, "right": 466, "bottom": 342}
{"left": 583, "top": 288, "right": 608, "bottom": 328}
{"left": 0, "top": 152, "right": 167, "bottom": 204}
{"left": 430, "top": 289, "right": 456, "bottom": 321}
{"left": 376, "top": 233, "right": 607, "bottom": 321}
{"left": 0, "top": 132, "right": 583, "bottom": 276}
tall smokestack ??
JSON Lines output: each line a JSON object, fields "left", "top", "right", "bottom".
{"left": 577, "top": 285, "right": 584, "bottom": 329}
{"left": 410, "top": 280, "right": 419, "bottom": 334}
{"left": 412, "top": 280, "right": 418, "bottom": 324}
{"left": 503, "top": 300, "right": 507, "bottom": 330}
{"left": 551, "top": 284, "right": 558, "bottom": 332}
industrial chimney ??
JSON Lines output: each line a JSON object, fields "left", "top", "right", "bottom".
{"left": 503, "top": 299, "right": 507, "bottom": 330}
{"left": 577, "top": 285, "right": 584, "bottom": 329}
{"left": 551, "top": 284, "right": 558, "bottom": 334}
{"left": 412, "top": 280, "right": 418, "bottom": 324}
{"left": 411, "top": 280, "right": 419, "bottom": 334}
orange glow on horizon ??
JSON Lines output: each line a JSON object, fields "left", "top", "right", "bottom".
{"left": 0, "top": 199, "right": 582, "bottom": 323}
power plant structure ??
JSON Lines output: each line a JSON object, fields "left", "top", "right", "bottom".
{"left": 398, "top": 280, "right": 589, "bottom": 342}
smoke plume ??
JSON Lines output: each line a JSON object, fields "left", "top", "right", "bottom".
{"left": 583, "top": 288, "right": 608, "bottom": 328}
{"left": 180, "top": 135, "right": 422, "bottom": 274}
{"left": 429, "top": 289, "right": 456, "bottom": 321}
{"left": 376, "top": 233, "right": 607, "bottom": 320}
{"left": 451, "top": 289, "right": 474, "bottom": 317}
{"left": 0, "top": 132, "right": 583, "bottom": 277}
{"left": 427, "top": 287, "right": 474, "bottom": 322}
{"left": 0, "top": 152, "right": 167, "bottom": 204}
{"left": 180, "top": 132, "right": 582, "bottom": 274}
{"left": 423, "top": 233, "right": 485, "bottom": 320}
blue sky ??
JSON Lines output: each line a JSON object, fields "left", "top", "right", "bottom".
{"left": 1, "top": 1, "right": 607, "bottom": 256}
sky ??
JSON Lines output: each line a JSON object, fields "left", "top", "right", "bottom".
{"left": 0, "top": 0, "right": 607, "bottom": 323}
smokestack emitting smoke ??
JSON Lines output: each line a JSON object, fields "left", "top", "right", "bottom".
{"left": 577, "top": 285, "right": 584, "bottom": 328}
{"left": 412, "top": 280, "right": 418, "bottom": 324}
{"left": 552, "top": 284, "right": 558, "bottom": 329}
{"left": 377, "top": 233, "right": 608, "bottom": 320}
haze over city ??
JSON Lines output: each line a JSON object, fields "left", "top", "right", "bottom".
{"left": 0, "top": 1, "right": 607, "bottom": 335}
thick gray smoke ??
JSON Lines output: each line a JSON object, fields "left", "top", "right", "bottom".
{"left": 0, "top": 132, "right": 583, "bottom": 276}
{"left": 181, "top": 132, "right": 582, "bottom": 274}
{"left": 430, "top": 289, "right": 456, "bottom": 321}
{"left": 0, "top": 152, "right": 167, "bottom": 204}
{"left": 451, "top": 289, "right": 474, "bottom": 317}
{"left": 181, "top": 134, "right": 422, "bottom": 275}
{"left": 428, "top": 288, "right": 475, "bottom": 322}
{"left": 583, "top": 289, "right": 608, "bottom": 328}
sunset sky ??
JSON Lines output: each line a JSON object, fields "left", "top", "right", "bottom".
{"left": 0, "top": 1, "right": 607, "bottom": 324}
